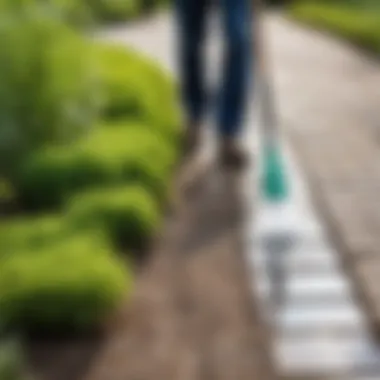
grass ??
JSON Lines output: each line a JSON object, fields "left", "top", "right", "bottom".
{"left": 288, "top": 1, "right": 380, "bottom": 54}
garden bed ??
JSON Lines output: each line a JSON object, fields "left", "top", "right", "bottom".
{"left": 0, "top": 2, "right": 180, "bottom": 378}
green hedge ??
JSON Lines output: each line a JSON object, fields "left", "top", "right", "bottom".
{"left": 85, "top": 0, "right": 170, "bottom": 23}
{"left": 289, "top": 1, "right": 380, "bottom": 54}
{"left": 16, "top": 123, "right": 177, "bottom": 210}
{"left": 0, "top": 231, "right": 131, "bottom": 332}
{"left": 0, "top": 216, "right": 65, "bottom": 256}
{"left": 0, "top": 2, "right": 179, "bottom": 335}
{"left": 84, "top": 0, "right": 141, "bottom": 22}
{"left": 0, "top": 2, "right": 100, "bottom": 177}
{"left": 67, "top": 185, "right": 160, "bottom": 250}
{"left": 96, "top": 42, "right": 180, "bottom": 140}
{"left": 0, "top": 0, "right": 169, "bottom": 25}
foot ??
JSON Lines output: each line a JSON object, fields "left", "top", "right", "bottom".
{"left": 218, "top": 137, "right": 249, "bottom": 169}
{"left": 182, "top": 124, "right": 201, "bottom": 156}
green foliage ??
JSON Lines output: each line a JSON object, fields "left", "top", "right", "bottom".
{"left": 95, "top": 42, "right": 181, "bottom": 140}
{"left": 0, "top": 179, "right": 15, "bottom": 203}
{"left": 67, "top": 185, "right": 160, "bottom": 250}
{"left": 84, "top": 0, "right": 141, "bottom": 22}
{"left": 0, "top": 2, "right": 100, "bottom": 177}
{"left": 0, "top": 233, "right": 131, "bottom": 332}
{"left": 82, "top": 0, "right": 170, "bottom": 22}
{"left": 15, "top": 142, "right": 113, "bottom": 210}
{"left": 0, "top": 0, "right": 169, "bottom": 25}
{"left": 289, "top": 1, "right": 380, "bottom": 53}
{"left": 82, "top": 123, "right": 177, "bottom": 198}
{"left": 0, "top": 216, "right": 67, "bottom": 258}
{"left": 15, "top": 123, "right": 177, "bottom": 210}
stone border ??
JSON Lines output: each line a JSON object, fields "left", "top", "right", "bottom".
{"left": 287, "top": 130, "right": 380, "bottom": 343}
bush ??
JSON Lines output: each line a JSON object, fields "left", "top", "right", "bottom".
{"left": 0, "top": 3, "right": 100, "bottom": 178}
{"left": 95, "top": 42, "right": 181, "bottom": 141}
{"left": 15, "top": 142, "right": 114, "bottom": 210}
{"left": 15, "top": 123, "right": 177, "bottom": 210}
{"left": 84, "top": 0, "right": 141, "bottom": 22}
{"left": 82, "top": 123, "right": 178, "bottom": 197}
{"left": 50, "top": 0, "right": 93, "bottom": 27}
{"left": 67, "top": 185, "right": 160, "bottom": 250}
{"left": 81, "top": 0, "right": 170, "bottom": 23}
{"left": 289, "top": 1, "right": 380, "bottom": 53}
{"left": 0, "top": 216, "right": 65, "bottom": 257}
{"left": 0, "top": 233, "right": 131, "bottom": 332}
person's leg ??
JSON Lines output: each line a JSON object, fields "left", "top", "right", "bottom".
{"left": 174, "top": 0, "right": 210, "bottom": 151}
{"left": 218, "top": 0, "right": 252, "bottom": 166}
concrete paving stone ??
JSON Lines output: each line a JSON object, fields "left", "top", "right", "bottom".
{"left": 253, "top": 231, "right": 334, "bottom": 261}
{"left": 251, "top": 269, "right": 352, "bottom": 307}
{"left": 282, "top": 291, "right": 359, "bottom": 313}
{"left": 267, "top": 11, "right": 380, "bottom": 379}
{"left": 249, "top": 254, "right": 348, "bottom": 304}
{"left": 274, "top": 332, "right": 380, "bottom": 377}
{"left": 284, "top": 275, "right": 351, "bottom": 300}
{"left": 250, "top": 249, "right": 339, "bottom": 277}
{"left": 279, "top": 303, "right": 364, "bottom": 333}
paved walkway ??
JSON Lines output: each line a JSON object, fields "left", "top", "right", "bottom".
{"left": 263, "top": 14, "right": 380, "bottom": 379}
{"left": 85, "top": 12, "right": 274, "bottom": 380}
{"left": 95, "top": 11, "right": 380, "bottom": 380}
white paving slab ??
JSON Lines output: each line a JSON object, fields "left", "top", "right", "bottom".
{"left": 245, "top": 100, "right": 380, "bottom": 377}
{"left": 246, "top": 137, "right": 380, "bottom": 378}
{"left": 275, "top": 334, "right": 380, "bottom": 375}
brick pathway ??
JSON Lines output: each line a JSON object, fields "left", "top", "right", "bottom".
{"left": 80, "top": 147, "right": 274, "bottom": 380}
{"left": 82, "top": 13, "right": 275, "bottom": 380}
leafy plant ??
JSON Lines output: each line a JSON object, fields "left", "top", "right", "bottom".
{"left": 0, "top": 216, "right": 65, "bottom": 257}
{"left": 0, "top": 232, "right": 131, "bottom": 332}
{"left": 67, "top": 185, "right": 160, "bottom": 250}
{"left": 95, "top": 42, "right": 181, "bottom": 141}
{"left": 0, "top": 3, "right": 100, "bottom": 177}
{"left": 16, "top": 123, "right": 177, "bottom": 210}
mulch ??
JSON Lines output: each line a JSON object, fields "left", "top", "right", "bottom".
{"left": 25, "top": 153, "right": 276, "bottom": 380}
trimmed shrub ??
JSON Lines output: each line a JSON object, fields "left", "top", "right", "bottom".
{"left": 50, "top": 0, "right": 93, "bottom": 27}
{"left": 0, "top": 233, "right": 131, "bottom": 332}
{"left": 0, "top": 2, "right": 100, "bottom": 178}
{"left": 0, "top": 0, "right": 169, "bottom": 25}
{"left": 81, "top": 123, "right": 177, "bottom": 198}
{"left": 67, "top": 185, "right": 160, "bottom": 250}
{"left": 0, "top": 216, "right": 65, "bottom": 257}
{"left": 14, "top": 141, "right": 119, "bottom": 210}
{"left": 82, "top": 0, "right": 170, "bottom": 23}
{"left": 15, "top": 123, "right": 177, "bottom": 210}
{"left": 95, "top": 42, "right": 181, "bottom": 141}
{"left": 84, "top": 0, "right": 141, "bottom": 22}
{"left": 0, "top": 178, "right": 15, "bottom": 204}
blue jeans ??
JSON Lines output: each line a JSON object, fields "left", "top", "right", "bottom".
{"left": 175, "top": 0, "right": 252, "bottom": 137}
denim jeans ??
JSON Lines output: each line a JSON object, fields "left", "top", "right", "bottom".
{"left": 175, "top": 0, "right": 252, "bottom": 137}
